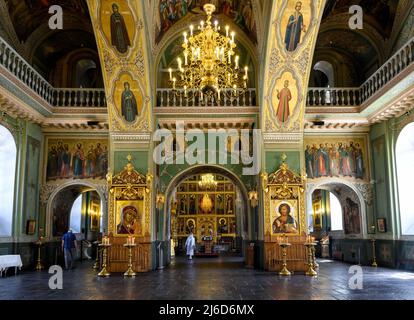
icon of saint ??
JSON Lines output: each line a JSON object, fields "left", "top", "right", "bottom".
{"left": 121, "top": 82, "right": 138, "bottom": 122}
{"left": 273, "top": 203, "right": 297, "bottom": 233}
{"left": 276, "top": 80, "right": 292, "bottom": 123}
{"left": 284, "top": 1, "right": 306, "bottom": 52}
{"left": 110, "top": 3, "right": 131, "bottom": 54}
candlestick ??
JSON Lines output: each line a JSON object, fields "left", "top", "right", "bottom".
{"left": 304, "top": 242, "right": 318, "bottom": 276}
{"left": 278, "top": 241, "right": 291, "bottom": 276}
{"left": 35, "top": 238, "right": 44, "bottom": 271}
{"left": 98, "top": 242, "right": 111, "bottom": 277}
{"left": 371, "top": 238, "right": 378, "bottom": 267}
{"left": 123, "top": 241, "right": 137, "bottom": 277}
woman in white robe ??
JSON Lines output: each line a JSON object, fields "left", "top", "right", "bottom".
{"left": 185, "top": 232, "right": 196, "bottom": 260}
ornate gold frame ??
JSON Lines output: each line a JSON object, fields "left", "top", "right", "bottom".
{"left": 107, "top": 155, "right": 152, "bottom": 238}
{"left": 263, "top": 156, "right": 306, "bottom": 241}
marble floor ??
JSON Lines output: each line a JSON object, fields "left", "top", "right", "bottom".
{"left": 1, "top": 257, "right": 414, "bottom": 300}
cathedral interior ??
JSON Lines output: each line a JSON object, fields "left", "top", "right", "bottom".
{"left": 1, "top": 0, "right": 414, "bottom": 302}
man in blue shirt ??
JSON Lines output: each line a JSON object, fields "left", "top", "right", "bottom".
{"left": 62, "top": 229, "right": 78, "bottom": 270}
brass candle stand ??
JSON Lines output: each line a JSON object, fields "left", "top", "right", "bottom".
{"left": 93, "top": 241, "right": 100, "bottom": 270}
{"left": 35, "top": 238, "right": 44, "bottom": 271}
{"left": 371, "top": 238, "right": 378, "bottom": 267}
{"left": 278, "top": 241, "right": 291, "bottom": 276}
{"left": 97, "top": 243, "right": 111, "bottom": 277}
{"left": 312, "top": 241, "right": 319, "bottom": 270}
{"left": 304, "top": 242, "right": 318, "bottom": 276}
{"left": 123, "top": 243, "right": 137, "bottom": 277}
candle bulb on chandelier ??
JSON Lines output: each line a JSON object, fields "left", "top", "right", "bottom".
{"left": 190, "top": 25, "right": 194, "bottom": 36}
{"left": 225, "top": 25, "right": 229, "bottom": 37}
{"left": 172, "top": 77, "right": 176, "bottom": 89}
{"left": 184, "top": 52, "right": 188, "bottom": 65}
{"left": 214, "top": 20, "right": 218, "bottom": 31}
{"left": 177, "top": 57, "right": 182, "bottom": 70}
{"left": 235, "top": 56, "right": 239, "bottom": 69}
{"left": 168, "top": 68, "right": 172, "bottom": 80}
{"left": 231, "top": 31, "right": 235, "bottom": 43}
{"left": 244, "top": 66, "right": 248, "bottom": 78}
{"left": 200, "top": 20, "right": 204, "bottom": 30}
{"left": 183, "top": 31, "right": 187, "bottom": 43}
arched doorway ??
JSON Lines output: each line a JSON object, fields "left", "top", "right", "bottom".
{"left": 164, "top": 165, "right": 250, "bottom": 262}
{"left": 307, "top": 181, "right": 366, "bottom": 259}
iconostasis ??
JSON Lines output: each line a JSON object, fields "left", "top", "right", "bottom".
{"left": 171, "top": 174, "right": 239, "bottom": 253}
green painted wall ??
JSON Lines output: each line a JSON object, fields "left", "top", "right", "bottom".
{"left": 114, "top": 151, "right": 149, "bottom": 174}
{"left": 265, "top": 151, "right": 300, "bottom": 174}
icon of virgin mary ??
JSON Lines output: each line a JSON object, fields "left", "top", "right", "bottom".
{"left": 110, "top": 3, "right": 131, "bottom": 54}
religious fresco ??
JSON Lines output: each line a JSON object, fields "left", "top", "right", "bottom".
{"left": 304, "top": 137, "right": 368, "bottom": 180}
{"left": 270, "top": 200, "right": 299, "bottom": 234}
{"left": 270, "top": 71, "right": 298, "bottom": 125}
{"left": 45, "top": 138, "right": 108, "bottom": 182}
{"left": 343, "top": 197, "right": 361, "bottom": 235}
{"left": 156, "top": 0, "right": 257, "bottom": 44}
{"left": 113, "top": 74, "right": 143, "bottom": 123}
{"left": 100, "top": 1, "right": 135, "bottom": 54}
{"left": 280, "top": 0, "right": 310, "bottom": 52}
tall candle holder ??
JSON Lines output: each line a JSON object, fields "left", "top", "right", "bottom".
{"left": 93, "top": 240, "right": 100, "bottom": 270}
{"left": 123, "top": 236, "right": 137, "bottom": 277}
{"left": 371, "top": 238, "right": 378, "bottom": 267}
{"left": 35, "top": 236, "right": 44, "bottom": 271}
{"left": 304, "top": 238, "right": 318, "bottom": 277}
{"left": 311, "top": 237, "right": 319, "bottom": 270}
{"left": 278, "top": 234, "right": 291, "bottom": 276}
{"left": 98, "top": 236, "right": 111, "bottom": 277}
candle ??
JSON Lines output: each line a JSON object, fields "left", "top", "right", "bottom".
{"left": 172, "top": 78, "right": 176, "bottom": 89}
{"left": 168, "top": 68, "right": 172, "bottom": 80}
{"left": 214, "top": 20, "right": 218, "bottom": 31}
{"left": 177, "top": 57, "right": 182, "bottom": 70}
{"left": 231, "top": 31, "right": 235, "bottom": 43}
{"left": 200, "top": 21, "right": 204, "bottom": 30}
{"left": 184, "top": 52, "right": 188, "bottom": 65}
{"left": 183, "top": 31, "right": 187, "bottom": 42}
{"left": 244, "top": 66, "right": 248, "bottom": 78}
{"left": 190, "top": 25, "right": 194, "bottom": 36}
{"left": 225, "top": 25, "right": 229, "bottom": 37}
{"left": 235, "top": 56, "right": 239, "bottom": 69}
{"left": 184, "top": 85, "right": 187, "bottom": 97}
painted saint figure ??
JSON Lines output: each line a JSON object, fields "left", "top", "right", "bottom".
{"left": 121, "top": 82, "right": 138, "bottom": 122}
{"left": 117, "top": 206, "right": 140, "bottom": 235}
{"left": 110, "top": 3, "right": 131, "bottom": 54}
{"left": 273, "top": 203, "right": 297, "bottom": 233}
{"left": 276, "top": 80, "right": 292, "bottom": 123}
{"left": 284, "top": 1, "right": 306, "bottom": 52}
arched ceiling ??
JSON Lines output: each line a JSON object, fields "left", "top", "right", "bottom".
{"left": 312, "top": 0, "right": 402, "bottom": 86}
{"left": 155, "top": 0, "right": 258, "bottom": 45}
{"left": 4, "top": 0, "right": 101, "bottom": 85}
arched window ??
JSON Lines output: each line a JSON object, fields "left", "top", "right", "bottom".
{"left": 0, "top": 125, "right": 17, "bottom": 236}
{"left": 69, "top": 194, "right": 83, "bottom": 233}
{"left": 329, "top": 192, "right": 343, "bottom": 231}
{"left": 396, "top": 123, "right": 414, "bottom": 235}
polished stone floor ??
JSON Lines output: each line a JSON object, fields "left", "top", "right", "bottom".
{"left": 1, "top": 257, "right": 414, "bottom": 300}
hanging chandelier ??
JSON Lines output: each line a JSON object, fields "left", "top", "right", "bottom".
{"left": 198, "top": 174, "right": 218, "bottom": 190}
{"left": 168, "top": 3, "right": 249, "bottom": 99}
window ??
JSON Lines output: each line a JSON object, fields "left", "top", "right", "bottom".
{"left": 0, "top": 125, "right": 17, "bottom": 236}
{"left": 329, "top": 192, "right": 343, "bottom": 231}
{"left": 396, "top": 123, "right": 414, "bottom": 235}
{"left": 69, "top": 194, "right": 83, "bottom": 233}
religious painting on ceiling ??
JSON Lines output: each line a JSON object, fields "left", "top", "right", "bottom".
{"left": 304, "top": 136, "right": 369, "bottom": 181}
{"left": 270, "top": 71, "right": 299, "bottom": 125}
{"left": 113, "top": 73, "right": 143, "bottom": 124}
{"left": 280, "top": 0, "right": 311, "bottom": 52}
{"left": 100, "top": 0, "right": 135, "bottom": 54}
{"left": 45, "top": 138, "right": 108, "bottom": 182}
{"left": 156, "top": 0, "right": 257, "bottom": 44}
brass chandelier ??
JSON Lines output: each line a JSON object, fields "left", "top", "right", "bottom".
{"left": 198, "top": 174, "right": 218, "bottom": 190}
{"left": 168, "top": 3, "right": 249, "bottom": 98}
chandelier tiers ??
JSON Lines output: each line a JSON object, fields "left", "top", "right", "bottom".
{"left": 168, "top": 4, "right": 249, "bottom": 99}
{"left": 198, "top": 174, "right": 218, "bottom": 190}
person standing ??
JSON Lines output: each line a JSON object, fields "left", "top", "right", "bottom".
{"left": 62, "top": 229, "right": 78, "bottom": 270}
{"left": 185, "top": 232, "right": 196, "bottom": 260}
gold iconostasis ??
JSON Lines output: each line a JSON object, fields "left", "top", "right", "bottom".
{"left": 171, "top": 174, "right": 237, "bottom": 252}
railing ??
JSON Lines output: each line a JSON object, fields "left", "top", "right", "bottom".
{"left": 307, "top": 37, "right": 414, "bottom": 107}
{"left": 307, "top": 87, "right": 361, "bottom": 106}
{"left": 0, "top": 36, "right": 106, "bottom": 108}
{"left": 156, "top": 88, "right": 257, "bottom": 107}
